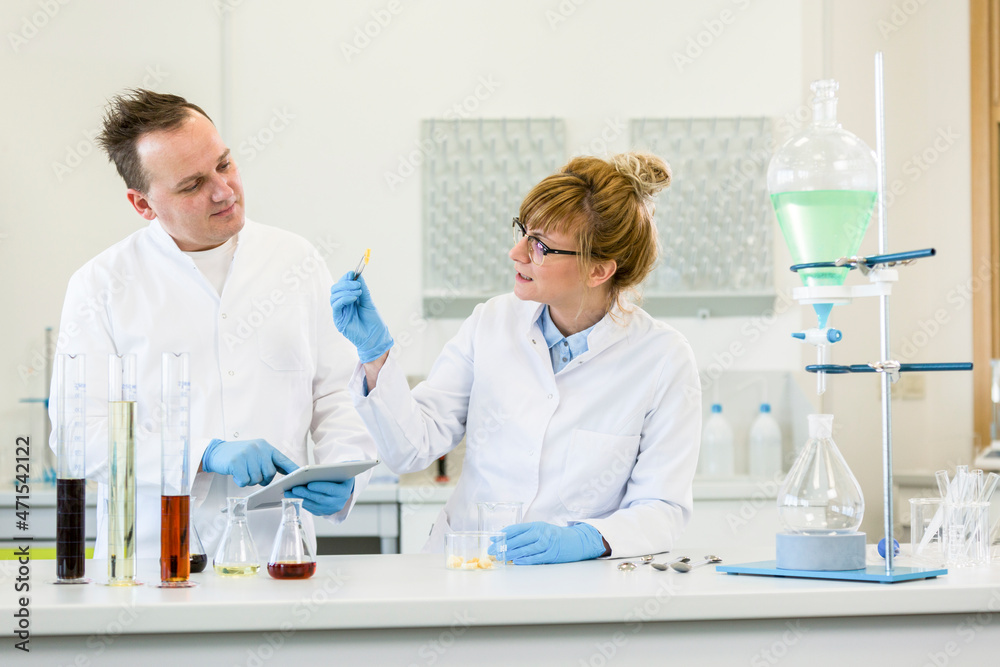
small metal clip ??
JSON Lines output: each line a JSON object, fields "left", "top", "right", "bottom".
{"left": 868, "top": 360, "right": 901, "bottom": 383}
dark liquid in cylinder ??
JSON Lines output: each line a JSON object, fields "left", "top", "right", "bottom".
{"left": 268, "top": 561, "right": 316, "bottom": 579}
{"left": 160, "top": 495, "right": 190, "bottom": 582}
{"left": 57, "top": 478, "right": 86, "bottom": 580}
{"left": 189, "top": 553, "right": 208, "bottom": 573}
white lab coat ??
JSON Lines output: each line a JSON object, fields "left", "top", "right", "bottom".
{"left": 49, "top": 219, "right": 376, "bottom": 561}
{"left": 351, "top": 293, "right": 702, "bottom": 558}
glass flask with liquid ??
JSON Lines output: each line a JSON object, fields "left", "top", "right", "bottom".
{"left": 214, "top": 497, "right": 260, "bottom": 576}
{"left": 767, "top": 79, "right": 878, "bottom": 329}
{"left": 777, "top": 414, "right": 864, "bottom": 534}
{"left": 267, "top": 498, "right": 316, "bottom": 580}
{"left": 54, "top": 354, "right": 90, "bottom": 584}
{"left": 189, "top": 517, "right": 208, "bottom": 573}
{"left": 107, "top": 354, "right": 140, "bottom": 586}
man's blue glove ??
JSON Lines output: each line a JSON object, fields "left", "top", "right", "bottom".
{"left": 201, "top": 439, "right": 298, "bottom": 487}
{"left": 285, "top": 479, "right": 356, "bottom": 516}
{"left": 497, "top": 522, "right": 607, "bottom": 565}
{"left": 330, "top": 272, "right": 394, "bottom": 363}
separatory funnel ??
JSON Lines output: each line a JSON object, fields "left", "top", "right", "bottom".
{"left": 767, "top": 79, "right": 878, "bottom": 329}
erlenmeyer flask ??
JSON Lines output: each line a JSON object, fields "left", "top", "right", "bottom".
{"left": 778, "top": 414, "right": 864, "bottom": 534}
{"left": 189, "top": 517, "right": 207, "bottom": 573}
{"left": 767, "top": 79, "right": 878, "bottom": 328}
{"left": 213, "top": 497, "right": 260, "bottom": 576}
{"left": 267, "top": 498, "right": 316, "bottom": 579}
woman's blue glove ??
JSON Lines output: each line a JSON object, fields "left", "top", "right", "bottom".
{"left": 201, "top": 439, "right": 298, "bottom": 487}
{"left": 285, "top": 479, "right": 356, "bottom": 516}
{"left": 330, "top": 272, "right": 394, "bottom": 363}
{"left": 498, "top": 522, "right": 607, "bottom": 565}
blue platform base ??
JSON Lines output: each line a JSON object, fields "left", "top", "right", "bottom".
{"left": 717, "top": 560, "right": 947, "bottom": 584}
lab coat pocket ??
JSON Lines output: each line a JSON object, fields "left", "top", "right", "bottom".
{"left": 256, "top": 294, "right": 309, "bottom": 371}
{"left": 559, "top": 429, "right": 640, "bottom": 515}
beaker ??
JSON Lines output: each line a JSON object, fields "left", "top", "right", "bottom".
{"left": 777, "top": 414, "right": 864, "bottom": 534}
{"left": 54, "top": 354, "right": 90, "bottom": 584}
{"left": 107, "top": 354, "right": 140, "bottom": 586}
{"left": 477, "top": 502, "right": 523, "bottom": 533}
{"left": 214, "top": 497, "right": 260, "bottom": 576}
{"left": 910, "top": 497, "right": 944, "bottom": 566}
{"left": 767, "top": 79, "right": 878, "bottom": 328}
{"left": 267, "top": 498, "right": 316, "bottom": 580}
{"left": 189, "top": 517, "right": 207, "bottom": 573}
{"left": 445, "top": 531, "right": 506, "bottom": 570}
{"left": 943, "top": 501, "right": 990, "bottom": 567}
{"left": 478, "top": 502, "right": 521, "bottom": 563}
{"left": 159, "top": 353, "right": 195, "bottom": 588}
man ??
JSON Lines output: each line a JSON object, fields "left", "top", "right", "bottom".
{"left": 49, "top": 89, "right": 377, "bottom": 561}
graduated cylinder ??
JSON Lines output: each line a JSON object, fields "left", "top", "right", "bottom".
{"left": 160, "top": 352, "right": 195, "bottom": 587}
{"left": 107, "top": 354, "right": 139, "bottom": 586}
{"left": 54, "top": 354, "right": 90, "bottom": 584}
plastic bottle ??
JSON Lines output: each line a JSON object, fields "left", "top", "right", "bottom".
{"left": 748, "top": 403, "right": 783, "bottom": 479}
{"left": 698, "top": 404, "right": 734, "bottom": 477}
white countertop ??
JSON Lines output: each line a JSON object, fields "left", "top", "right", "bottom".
{"left": 6, "top": 546, "right": 1000, "bottom": 637}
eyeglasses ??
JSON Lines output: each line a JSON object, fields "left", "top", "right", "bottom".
{"left": 511, "top": 218, "right": 580, "bottom": 266}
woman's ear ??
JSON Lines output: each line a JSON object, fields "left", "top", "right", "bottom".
{"left": 587, "top": 260, "right": 617, "bottom": 288}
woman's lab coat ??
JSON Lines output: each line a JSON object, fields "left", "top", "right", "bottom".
{"left": 49, "top": 219, "right": 376, "bottom": 560}
{"left": 351, "top": 293, "right": 702, "bottom": 557}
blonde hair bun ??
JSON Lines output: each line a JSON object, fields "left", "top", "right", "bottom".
{"left": 611, "top": 152, "right": 672, "bottom": 199}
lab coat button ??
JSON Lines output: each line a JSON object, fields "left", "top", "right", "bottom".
{"left": 547, "top": 394, "right": 553, "bottom": 399}
{"left": 221, "top": 313, "right": 227, "bottom": 319}
{"left": 229, "top": 370, "right": 235, "bottom": 376}
{"left": 233, "top": 432, "right": 239, "bottom": 438}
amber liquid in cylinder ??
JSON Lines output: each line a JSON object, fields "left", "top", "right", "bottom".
{"left": 160, "top": 495, "right": 190, "bottom": 582}
{"left": 56, "top": 478, "right": 86, "bottom": 580}
{"left": 108, "top": 401, "right": 137, "bottom": 584}
{"left": 267, "top": 561, "right": 317, "bottom": 580}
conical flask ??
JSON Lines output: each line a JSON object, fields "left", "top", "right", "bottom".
{"left": 189, "top": 517, "right": 207, "bottom": 573}
{"left": 213, "top": 497, "right": 260, "bottom": 576}
{"left": 767, "top": 79, "right": 878, "bottom": 328}
{"left": 267, "top": 498, "right": 316, "bottom": 579}
{"left": 778, "top": 414, "right": 864, "bottom": 534}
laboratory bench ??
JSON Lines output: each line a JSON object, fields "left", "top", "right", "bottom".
{"left": 4, "top": 548, "right": 1000, "bottom": 665}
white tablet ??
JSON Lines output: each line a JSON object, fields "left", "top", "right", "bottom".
{"left": 243, "top": 459, "right": 380, "bottom": 511}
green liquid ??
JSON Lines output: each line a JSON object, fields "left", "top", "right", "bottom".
{"left": 771, "top": 190, "right": 877, "bottom": 287}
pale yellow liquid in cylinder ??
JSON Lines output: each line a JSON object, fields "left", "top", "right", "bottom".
{"left": 108, "top": 401, "right": 137, "bottom": 585}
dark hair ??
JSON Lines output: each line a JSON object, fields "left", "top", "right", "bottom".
{"left": 96, "top": 89, "right": 212, "bottom": 192}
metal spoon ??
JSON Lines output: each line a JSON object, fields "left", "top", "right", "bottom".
{"left": 637, "top": 554, "right": 654, "bottom": 565}
{"left": 617, "top": 562, "right": 637, "bottom": 572}
{"left": 670, "top": 555, "right": 722, "bottom": 573}
{"left": 651, "top": 556, "right": 690, "bottom": 571}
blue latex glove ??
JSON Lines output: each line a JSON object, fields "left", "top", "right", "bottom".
{"left": 201, "top": 438, "right": 298, "bottom": 487}
{"left": 330, "top": 272, "right": 394, "bottom": 363}
{"left": 285, "top": 479, "right": 356, "bottom": 516}
{"left": 497, "top": 522, "right": 607, "bottom": 565}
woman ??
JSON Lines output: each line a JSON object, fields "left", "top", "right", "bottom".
{"left": 330, "top": 152, "right": 701, "bottom": 564}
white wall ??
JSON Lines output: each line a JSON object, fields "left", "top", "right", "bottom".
{"left": 821, "top": 0, "right": 973, "bottom": 537}
{"left": 0, "top": 0, "right": 975, "bottom": 541}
